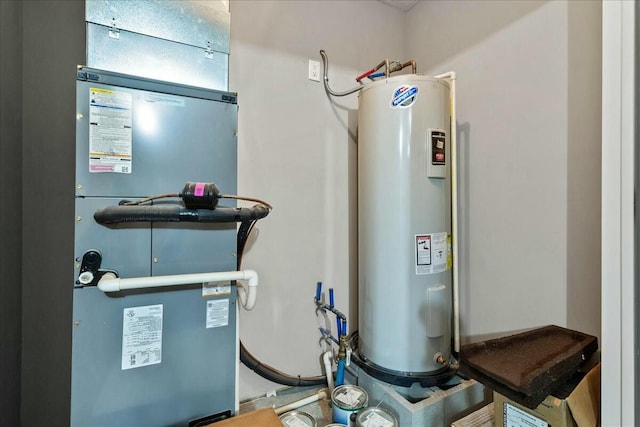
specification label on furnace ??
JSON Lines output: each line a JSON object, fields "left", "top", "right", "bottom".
{"left": 121, "top": 304, "right": 163, "bottom": 370}
{"left": 206, "top": 299, "right": 229, "bottom": 328}
{"left": 202, "top": 282, "right": 232, "bottom": 297}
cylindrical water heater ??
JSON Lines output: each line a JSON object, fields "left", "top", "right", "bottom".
{"left": 357, "top": 75, "right": 453, "bottom": 384}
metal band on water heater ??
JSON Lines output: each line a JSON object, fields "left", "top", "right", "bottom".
{"left": 357, "top": 75, "right": 452, "bottom": 377}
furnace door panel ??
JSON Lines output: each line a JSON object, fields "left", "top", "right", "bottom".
{"left": 75, "top": 75, "right": 238, "bottom": 199}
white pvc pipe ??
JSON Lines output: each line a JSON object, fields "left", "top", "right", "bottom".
{"left": 273, "top": 389, "right": 328, "bottom": 416}
{"left": 323, "top": 351, "right": 335, "bottom": 392}
{"left": 98, "top": 269, "right": 259, "bottom": 310}
{"left": 434, "top": 71, "right": 460, "bottom": 353}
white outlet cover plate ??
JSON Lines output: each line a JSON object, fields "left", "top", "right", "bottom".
{"left": 308, "top": 59, "right": 320, "bottom": 82}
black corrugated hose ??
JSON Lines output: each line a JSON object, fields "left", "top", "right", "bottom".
{"left": 237, "top": 219, "right": 326, "bottom": 387}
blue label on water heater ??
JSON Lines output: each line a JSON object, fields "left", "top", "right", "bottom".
{"left": 391, "top": 85, "right": 419, "bottom": 108}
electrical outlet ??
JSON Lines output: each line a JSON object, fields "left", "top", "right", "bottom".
{"left": 308, "top": 60, "right": 320, "bottom": 82}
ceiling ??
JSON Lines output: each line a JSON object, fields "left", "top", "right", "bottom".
{"left": 377, "top": 0, "right": 420, "bottom": 12}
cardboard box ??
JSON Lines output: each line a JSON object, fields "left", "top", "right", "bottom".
{"left": 494, "top": 363, "right": 600, "bottom": 427}
{"left": 204, "top": 408, "right": 283, "bottom": 427}
{"left": 451, "top": 403, "right": 494, "bottom": 427}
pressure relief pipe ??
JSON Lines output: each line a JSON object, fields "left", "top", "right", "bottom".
{"left": 433, "top": 71, "right": 459, "bottom": 354}
{"left": 323, "top": 351, "right": 335, "bottom": 392}
{"left": 98, "top": 270, "right": 259, "bottom": 310}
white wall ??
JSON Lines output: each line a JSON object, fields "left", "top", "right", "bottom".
{"left": 229, "top": 0, "right": 405, "bottom": 400}
{"left": 405, "top": 0, "right": 601, "bottom": 341}
{"left": 565, "top": 0, "right": 601, "bottom": 341}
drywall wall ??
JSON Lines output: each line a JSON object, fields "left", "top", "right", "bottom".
{"left": 565, "top": 0, "right": 601, "bottom": 341}
{"left": 229, "top": 0, "right": 405, "bottom": 400}
{"left": 0, "top": 1, "right": 23, "bottom": 424}
{"left": 405, "top": 0, "right": 601, "bottom": 341}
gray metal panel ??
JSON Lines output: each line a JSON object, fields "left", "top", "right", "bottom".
{"left": 74, "top": 199, "right": 236, "bottom": 279}
{"left": 86, "top": 23, "right": 229, "bottom": 91}
{"left": 75, "top": 73, "right": 238, "bottom": 198}
{"left": 77, "top": 66, "right": 236, "bottom": 102}
{"left": 71, "top": 286, "right": 237, "bottom": 427}
{"left": 75, "top": 198, "right": 151, "bottom": 279}
{"left": 72, "top": 67, "right": 239, "bottom": 425}
{"left": 152, "top": 223, "right": 237, "bottom": 276}
{"left": 86, "top": 0, "right": 230, "bottom": 53}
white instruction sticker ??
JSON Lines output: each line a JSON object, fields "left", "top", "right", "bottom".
{"left": 206, "top": 299, "right": 229, "bottom": 328}
{"left": 121, "top": 304, "right": 162, "bottom": 370}
{"left": 334, "top": 388, "right": 365, "bottom": 407}
{"left": 361, "top": 411, "right": 394, "bottom": 427}
{"left": 416, "top": 232, "right": 450, "bottom": 275}
{"left": 504, "top": 403, "right": 549, "bottom": 427}
{"left": 202, "top": 281, "right": 232, "bottom": 297}
{"left": 281, "top": 414, "right": 311, "bottom": 427}
{"left": 89, "top": 87, "right": 132, "bottom": 174}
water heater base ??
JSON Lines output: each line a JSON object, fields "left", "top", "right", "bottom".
{"left": 351, "top": 350, "right": 457, "bottom": 387}
{"left": 349, "top": 366, "right": 488, "bottom": 427}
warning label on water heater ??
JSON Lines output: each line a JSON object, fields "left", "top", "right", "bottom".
{"left": 415, "top": 232, "right": 450, "bottom": 275}
{"left": 121, "top": 304, "right": 163, "bottom": 370}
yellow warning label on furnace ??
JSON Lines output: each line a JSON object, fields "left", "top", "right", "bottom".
{"left": 88, "top": 87, "right": 132, "bottom": 174}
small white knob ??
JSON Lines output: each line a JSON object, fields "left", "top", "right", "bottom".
{"left": 78, "top": 271, "right": 94, "bottom": 285}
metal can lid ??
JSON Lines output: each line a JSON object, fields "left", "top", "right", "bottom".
{"left": 355, "top": 407, "right": 398, "bottom": 427}
{"left": 331, "top": 385, "right": 368, "bottom": 410}
{"left": 325, "top": 424, "right": 348, "bottom": 427}
{"left": 278, "top": 410, "right": 317, "bottom": 427}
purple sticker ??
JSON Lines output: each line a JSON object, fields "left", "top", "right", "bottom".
{"left": 194, "top": 183, "right": 205, "bottom": 197}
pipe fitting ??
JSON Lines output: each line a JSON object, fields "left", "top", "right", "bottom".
{"left": 434, "top": 352, "right": 447, "bottom": 365}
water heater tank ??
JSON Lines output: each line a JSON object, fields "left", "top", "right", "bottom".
{"left": 357, "top": 75, "right": 453, "bottom": 383}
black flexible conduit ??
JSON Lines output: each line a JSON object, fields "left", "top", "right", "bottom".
{"left": 236, "top": 219, "right": 326, "bottom": 387}
{"left": 239, "top": 341, "right": 326, "bottom": 387}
